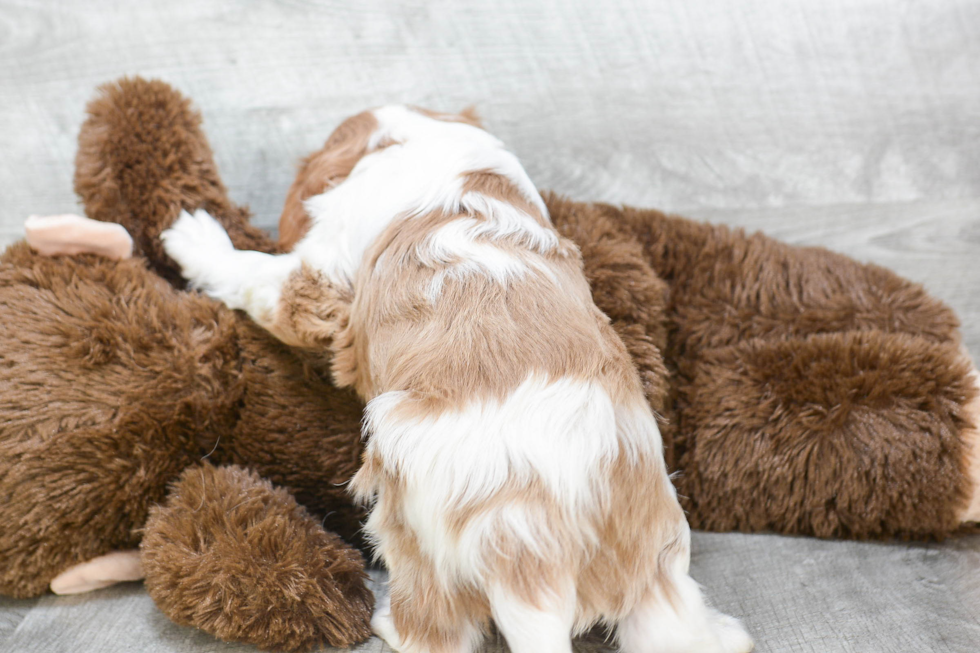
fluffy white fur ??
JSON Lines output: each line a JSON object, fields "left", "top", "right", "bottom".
{"left": 162, "top": 209, "right": 300, "bottom": 325}
{"left": 618, "top": 534, "right": 755, "bottom": 653}
{"left": 361, "top": 376, "right": 654, "bottom": 508}
{"left": 489, "top": 580, "right": 578, "bottom": 653}
{"left": 421, "top": 219, "right": 532, "bottom": 282}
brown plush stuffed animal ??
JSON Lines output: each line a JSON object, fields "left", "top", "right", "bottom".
{"left": 1, "top": 76, "right": 978, "bottom": 651}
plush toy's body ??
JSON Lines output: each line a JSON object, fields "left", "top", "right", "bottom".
{"left": 0, "top": 77, "right": 976, "bottom": 652}
{"left": 551, "top": 199, "right": 980, "bottom": 538}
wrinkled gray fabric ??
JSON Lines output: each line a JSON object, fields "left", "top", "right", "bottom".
{"left": 1, "top": 0, "right": 979, "bottom": 651}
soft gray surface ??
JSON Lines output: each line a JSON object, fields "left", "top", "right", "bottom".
{"left": 2, "top": 0, "right": 979, "bottom": 651}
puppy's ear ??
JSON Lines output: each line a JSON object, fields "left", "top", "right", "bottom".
{"left": 458, "top": 105, "right": 483, "bottom": 128}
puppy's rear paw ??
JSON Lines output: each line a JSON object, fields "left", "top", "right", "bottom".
{"left": 711, "top": 610, "right": 754, "bottom": 653}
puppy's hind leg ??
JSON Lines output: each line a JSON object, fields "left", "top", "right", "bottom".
{"left": 488, "top": 581, "right": 576, "bottom": 653}
{"left": 375, "top": 570, "right": 486, "bottom": 653}
{"left": 616, "top": 546, "right": 752, "bottom": 653}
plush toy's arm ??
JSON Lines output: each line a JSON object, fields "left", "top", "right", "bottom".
{"left": 142, "top": 463, "right": 373, "bottom": 652}
{"left": 74, "top": 78, "right": 279, "bottom": 287}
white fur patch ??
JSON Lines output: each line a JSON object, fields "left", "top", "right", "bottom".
{"left": 420, "top": 218, "right": 531, "bottom": 279}
{"left": 358, "top": 375, "right": 662, "bottom": 585}
{"left": 297, "top": 105, "right": 552, "bottom": 284}
{"left": 369, "top": 106, "right": 549, "bottom": 219}
{"left": 161, "top": 209, "right": 300, "bottom": 325}
{"left": 458, "top": 192, "right": 557, "bottom": 253}
{"left": 415, "top": 217, "right": 548, "bottom": 302}
{"left": 489, "top": 579, "right": 577, "bottom": 653}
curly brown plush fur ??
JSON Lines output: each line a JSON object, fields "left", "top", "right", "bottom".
{"left": 0, "top": 242, "right": 229, "bottom": 598}
{"left": 0, "top": 79, "right": 374, "bottom": 651}
{"left": 682, "top": 332, "right": 975, "bottom": 538}
{"left": 546, "top": 198, "right": 978, "bottom": 538}
{"left": 75, "top": 77, "right": 278, "bottom": 286}
{"left": 142, "top": 463, "right": 372, "bottom": 650}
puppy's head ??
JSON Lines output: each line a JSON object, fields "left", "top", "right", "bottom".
{"left": 409, "top": 106, "right": 482, "bottom": 130}
{"left": 278, "top": 106, "right": 482, "bottom": 250}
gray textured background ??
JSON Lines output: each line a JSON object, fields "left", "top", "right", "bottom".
{"left": 2, "top": 0, "right": 980, "bottom": 651}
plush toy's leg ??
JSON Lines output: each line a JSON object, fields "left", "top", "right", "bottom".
{"left": 142, "top": 463, "right": 373, "bottom": 651}
{"left": 161, "top": 208, "right": 351, "bottom": 351}
{"left": 49, "top": 550, "right": 143, "bottom": 595}
{"left": 25, "top": 214, "right": 133, "bottom": 260}
{"left": 678, "top": 331, "right": 978, "bottom": 539}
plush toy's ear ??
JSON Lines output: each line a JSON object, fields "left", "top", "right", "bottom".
{"left": 74, "top": 77, "right": 277, "bottom": 287}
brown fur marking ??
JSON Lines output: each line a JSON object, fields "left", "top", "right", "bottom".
{"left": 279, "top": 111, "right": 381, "bottom": 251}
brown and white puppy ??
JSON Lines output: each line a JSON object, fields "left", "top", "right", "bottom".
{"left": 162, "top": 106, "right": 752, "bottom": 653}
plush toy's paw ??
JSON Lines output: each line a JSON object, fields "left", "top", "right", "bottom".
{"left": 142, "top": 463, "right": 373, "bottom": 652}
{"left": 684, "top": 332, "right": 979, "bottom": 539}
{"left": 25, "top": 214, "right": 133, "bottom": 260}
{"left": 49, "top": 550, "right": 143, "bottom": 595}
{"left": 160, "top": 209, "right": 238, "bottom": 301}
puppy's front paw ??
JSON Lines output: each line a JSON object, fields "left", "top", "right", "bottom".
{"left": 161, "top": 209, "right": 235, "bottom": 294}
